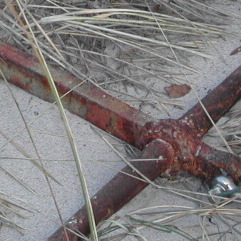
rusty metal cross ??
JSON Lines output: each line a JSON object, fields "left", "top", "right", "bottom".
{"left": 0, "top": 43, "right": 241, "bottom": 241}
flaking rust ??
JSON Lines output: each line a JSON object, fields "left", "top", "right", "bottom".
{"left": 1, "top": 43, "right": 241, "bottom": 241}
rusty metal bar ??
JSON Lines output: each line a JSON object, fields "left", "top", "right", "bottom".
{"left": 49, "top": 139, "right": 176, "bottom": 241}
{"left": 1, "top": 43, "right": 241, "bottom": 148}
{"left": 180, "top": 65, "right": 241, "bottom": 137}
{"left": 1, "top": 43, "right": 241, "bottom": 241}
{"left": 0, "top": 43, "right": 154, "bottom": 149}
{"left": 48, "top": 118, "right": 241, "bottom": 241}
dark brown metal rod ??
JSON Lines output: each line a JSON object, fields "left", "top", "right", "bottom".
{"left": 180, "top": 65, "right": 241, "bottom": 137}
{"left": 48, "top": 139, "right": 175, "bottom": 241}
{"left": 0, "top": 43, "right": 153, "bottom": 149}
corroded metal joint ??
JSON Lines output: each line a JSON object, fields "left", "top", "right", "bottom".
{"left": 139, "top": 119, "right": 228, "bottom": 180}
{"left": 2, "top": 43, "right": 241, "bottom": 240}
{"left": 139, "top": 119, "right": 241, "bottom": 183}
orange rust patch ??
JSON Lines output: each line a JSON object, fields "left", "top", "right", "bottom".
{"left": 9, "top": 77, "right": 31, "bottom": 91}
{"left": 86, "top": 104, "right": 110, "bottom": 130}
{"left": 0, "top": 43, "right": 38, "bottom": 67}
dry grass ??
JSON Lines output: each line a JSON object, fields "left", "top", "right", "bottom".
{"left": 0, "top": 0, "right": 241, "bottom": 240}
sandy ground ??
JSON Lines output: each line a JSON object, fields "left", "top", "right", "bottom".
{"left": 0, "top": 1, "right": 241, "bottom": 241}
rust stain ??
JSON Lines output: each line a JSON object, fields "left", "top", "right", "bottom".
{"left": 9, "top": 77, "right": 31, "bottom": 91}
{"left": 86, "top": 103, "right": 110, "bottom": 130}
{"left": 47, "top": 61, "right": 241, "bottom": 240}
{"left": 0, "top": 43, "right": 149, "bottom": 146}
{"left": 0, "top": 43, "right": 38, "bottom": 67}
{"left": 49, "top": 139, "right": 175, "bottom": 241}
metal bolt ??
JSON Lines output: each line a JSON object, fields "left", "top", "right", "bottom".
{"left": 208, "top": 176, "right": 241, "bottom": 202}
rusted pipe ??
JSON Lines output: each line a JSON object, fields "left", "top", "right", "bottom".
{"left": 1, "top": 43, "right": 241, "bottom": 240}
{"left": 0, "top": 43, "right": 153, "bottom": 148}
{"left": 49, "top": 139, "right": 175, "bottom": 241}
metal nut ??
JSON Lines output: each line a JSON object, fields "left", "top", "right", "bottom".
{"left": 208, "top": 176, "right": 240, "bottom": 202}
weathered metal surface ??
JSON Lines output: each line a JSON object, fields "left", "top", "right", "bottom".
{"left": 49, "top": 119, "right": 241, "bottom": 241}
{"left": 1, "top": 43, "right": 241, "bottom": 241}
{"left": 180, "top": 65, "right": 241, "bottom": 137}
{"left": 49, "top": 139, "right": 175, "bottom": 241}
{"left": 1, "top": 43, "right": 241, "bottom": 145}
{"left": 0, "top": 43, "right": 153, "bottom": 148}
{"left": 139, "top": 119, "right": 241, "bottom": 183}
